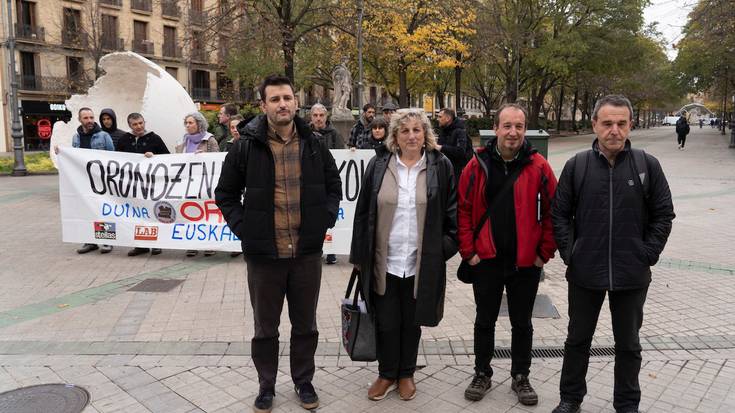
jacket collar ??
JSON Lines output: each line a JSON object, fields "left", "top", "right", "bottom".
{"left": 592, "top": 138, "right": 631, "bottom": 161}
{"left": 241, "top": 114, "right": 314, "bottom": 144}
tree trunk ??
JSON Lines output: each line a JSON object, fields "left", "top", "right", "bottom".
{"left": 436, "top": 85, "right": 445, "bottom": 109}
{"left": 556, "top": 85, "right": 565, "bottom": 132}
{"left": 399, "top": 64, "right": 409, "bottom": 108}
{"left": 571, "top": 88, "right": 578, "bottom": 131}
{"left": 282, "top": 37, "right": 295, "bottom": 83}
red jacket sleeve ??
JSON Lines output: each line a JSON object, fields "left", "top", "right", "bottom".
{"left": 457, "top": 157, "right": 477, "bottom": 259}
{"left": 538, "top": 159, "right": 558, "bottom": 262}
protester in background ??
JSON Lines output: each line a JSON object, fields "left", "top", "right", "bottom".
{"left": 100, "top": 108, "right": 127, "bottom": 150}
{"left": 381, "top": 102, "right": 398, "bottom": 123}
{"left": 215, "top": 103, "right": 238, "bottom": 149}
{"left": 215, "top": 75, "right": 342, "bottom": 413}
{"left": 437, "top": 108, "right": 472, "bottom": 185}
{"left": 310, "top": 103, "right": 345, "bottom": 265}
{"left": 350, "top": 109, "right": 457, "bottom": 402}
{"left": 178, "top": 112, "right": 220, "bottom": 257}
{"left": 357, "top": 117, "right": 389, "bottom": 152}
{"left": 55, "top": 107, "right": 114, "bottom": 255}
{"left": 117, "top": 112, "right": 170, "bottom": 257}
{"left": 458, "top": 103, "right": 557, "bottom": 406}
{"left": 222, "top": 114, "right": 244, "bottom": 153}
{"left": 675, "top": 115, "right": 690, "bottom": 150}
{"left": 349, "top": 103, "right": 376, "bottom": 148}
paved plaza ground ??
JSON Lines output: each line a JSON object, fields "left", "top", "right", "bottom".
{"left": 0, "top": 125, "right": 734, "bottom": 412}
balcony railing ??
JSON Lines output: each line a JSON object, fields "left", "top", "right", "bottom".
{"left": 192, "top": 88, "right": 213, "bottom": 100}
{"left": 132, "top": 39, "right": 154, "bottom": 55}
{"left": 62, "top": 31, "right": 88, "bottom": 48}
{"left": 131, "top": 0, "right": 152, "bottom": 12}
{"left": 15, "top": 24, "right": 45, "bottom": 42}
{"left": 99, "top": 0, "right": 122, "bottom": 6}
{"left": 162, "top": 0, "right": 180, "bottom": 18}
{"left": 20, "top": 75, "right": 93, "bottom": 94}
{"left": 190, "top": 9, "right": 208, "bottom": 26}
{"left": 101, "top": 37, "right": 124, "bottom": 51}
{"left": 217, "top": 88, "right": 238, "bottom": 101}
{"left": 162, "top": 43, "right": 181, "bottom": 58}
{"left": 191, "top": 48, "right": 207, "bottom": 62}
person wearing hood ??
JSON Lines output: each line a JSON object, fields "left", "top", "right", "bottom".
{"left": 118, "top": 112, "right": 170, "bottom": 257}
{"left": 348, "top": 103, "right": 376, "bottom": 147}
{"left": 437, "top": 108, "right": 472, "bottom": 184}
{"left": 457, "top": 104, "right": 557, "bottom": 407}
{"left": 100, "top": 108, "right": 127, "bottom": 149}
{"left": 55, "top": 107, "right": 114, "bottom": 254}
{"left": 178, "top": 111, "right": 219, "bottom": 258}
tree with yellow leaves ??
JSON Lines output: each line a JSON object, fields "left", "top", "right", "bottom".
{"left": 362, "top": 1, "right": 476, "bottom": 107}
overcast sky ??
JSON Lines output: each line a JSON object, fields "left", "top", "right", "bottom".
{"left": 643, "top": 0, "right": 698, "bottom": 60}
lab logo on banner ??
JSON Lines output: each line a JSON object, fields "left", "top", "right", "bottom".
{"left": 154, "top": 201, "right": 176, "bottom": 223}
{"left": 134, "top": 225, "right": 159, "bottom": 241}
{"left": 94, "top": 221, "right": 116, "bottom": 240}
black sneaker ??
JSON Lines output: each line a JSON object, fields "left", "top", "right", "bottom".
{"left": 294, "top": 382, "right": 319, "bottom": 410}
{"left": 464, "top": 373, "right": 492, "bottom": 401}
{"left": 552, "top": 400, "right": 581, "bottom": 413}
{"left": 253, "top": 388, "right": 275, "bottom": 413}
{"left": 511, "top": 374, "right": 538, "bottom": 405}
{"left": 325, "top": 254, "right": 337, "bottom": 264}
{"left": 128, "top": 247, "right": 150, "bottom": 257}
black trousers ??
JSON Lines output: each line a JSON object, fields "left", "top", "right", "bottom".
{"left": 559, "top": 282, "right": 648, "bottom": 411}
{"left": 373, "top": 274, "right": 422, "bottom": 380}
{"left": 245, "top": 253, "right": 322, "bottom": 390}
{"left": 677, "top": 134, "right": 687, "bottom": 147}
{"left": 472, "top": 259, "right": 541, "bottom": 377}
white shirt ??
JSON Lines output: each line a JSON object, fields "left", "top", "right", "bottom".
{"left": 386, "top": 153, "right": 426, "bottom": 278}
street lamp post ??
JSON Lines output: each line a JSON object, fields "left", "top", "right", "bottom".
{"left": 6, "top": 0, "right": 27, "bottom": 175}
{"left": 356, "top": 0, "right": 364, "bottom": 113}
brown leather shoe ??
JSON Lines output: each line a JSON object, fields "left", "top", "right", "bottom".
{"left": 368, "top": 377, "right": 396, "bottom": 401}
{"left": 398, "top": 377, "right": 416, "bottom": 401}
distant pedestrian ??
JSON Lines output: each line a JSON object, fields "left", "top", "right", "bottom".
{"left": 215, "top": 103, "right": 238, "bottom": 150}
{"left": 357, "top": 117, "right": 389, "bottom": 152}
{"left": 222, "top": 114, "right": 244, "bottom": 153}
{"left": 710, "top": 118, "right": 715, "bottom": 128}
{"left": 348, "top": 103, "right": 376, "bottom": 148}
{"left": 381, "top": 101, "right": 398, "bottom": 123}
{"left": 118, "top": 112, "right": 170, "bottom": 257}
{"left": 178, "top": 111, "right": 220, "bottom": 258}
{"left": 675, "top": 115, "right": 690, "bottom": 150}
{"left": 55, "top": 108, "right": 114, "bottom": 255}
{"left": 699, "top": 118, "right": 703, "bottom": 128}
{"left": 99, "top": 108, "right": 126, "bottom": 150}
{"left": 551, "top": 94, "right": 675, "bottom": 413}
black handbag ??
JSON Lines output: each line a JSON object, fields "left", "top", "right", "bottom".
{"left": 341, "top": 268, "right": 377, "bottom": 361}
{"left": 457, "top": 164, "right": 524, "bottom": 283}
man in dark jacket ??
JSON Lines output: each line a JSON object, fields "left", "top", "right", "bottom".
{"left": 215, "top": 75, "right": 341, "bottom": 413}
{"left": 457, "top": 103, "right": 558, "bottom": 406}
{"left": 100, "top": 108, "right": 127, "bottom": 149}
{"left": 675, "top": 115, "right": 690, "bottom": 150}
{"left": 551, "top": 95, "right": 675, "bottom": 413}
{"left": 214, "top": 103, "right": 238, "bottom": 149}
{"left": 437, "top": 108, "right": 471, "bottom": 184}
{"left": 117, "top": 113, "right": 170, "bottom": 257}
{"left": 348, "top": 103, "right": 375, "bottom": 147}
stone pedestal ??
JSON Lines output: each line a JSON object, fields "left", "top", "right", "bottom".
{"left": 331, "top": 117, "right": 355, "bottom": 147}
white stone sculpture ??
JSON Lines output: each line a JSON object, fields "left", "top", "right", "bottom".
{"left": 331, "top": 59, "right": 353, "bottom": 121}
{"left": 50, "top": 52, "right": 197, "bottom": 166}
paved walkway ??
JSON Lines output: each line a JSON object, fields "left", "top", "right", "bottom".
{"left": 0, "top": 126, "right": 734, "bottom": 412}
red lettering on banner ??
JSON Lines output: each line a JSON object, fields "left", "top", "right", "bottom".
{"left": 180, "top": 200, "right": 224, "bottom": 223}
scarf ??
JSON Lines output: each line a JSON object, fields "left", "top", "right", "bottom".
{"left": 184, "top": 132, "right": 205, "bottom": 153}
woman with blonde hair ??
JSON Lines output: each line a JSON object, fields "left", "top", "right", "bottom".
{"left": 178, "top": 111, "right": 219, "bottom": 257}
{"left": 350, "top": 109, "right": 458, "bottom": 401}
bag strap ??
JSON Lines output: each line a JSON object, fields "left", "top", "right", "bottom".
{"left": 629, "top": 148, "right": 650, "bottom": 202}
{"left": 472, "top": 161, "right": 524, "bottom": 241}
{"left": 573, "top": 150, "right": 591, "bottom": 206}
{"left": 344, "top": 267, "right": 362, "bottom": 307}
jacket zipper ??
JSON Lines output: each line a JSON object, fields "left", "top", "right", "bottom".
{"left": 608, "top": 166, "right": 614, "bottom": 290}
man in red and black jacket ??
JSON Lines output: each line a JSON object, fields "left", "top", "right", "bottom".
{"left": 457, "top": 103, "right": 557, "bottom": 406}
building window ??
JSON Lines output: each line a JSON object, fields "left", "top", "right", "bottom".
{"left": 62, "top": 8, "right": 84, "bottom": 47}
{"left": 132, "top": 20, "right": 151, "bottom": 54}
{"left": 163, "top": 25, "right": 178, "bottom": 58}
{"left": 191, "top": 70, "right": 210, "bottom": 100}
{"left": 165, "top": 67, "right": 178, "bottom": 80}
{"left": 101, "top": 14, "right": 120, "bottom": 50}
{"left": 191, "top": 30, "right": 206, "bottom": 62}
{"left": 20, "top": 51, "right": 37, "bottom": 89}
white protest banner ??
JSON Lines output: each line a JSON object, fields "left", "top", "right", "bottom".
{"left": 58, "top": 148, "right": 374, "bottom": 254}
